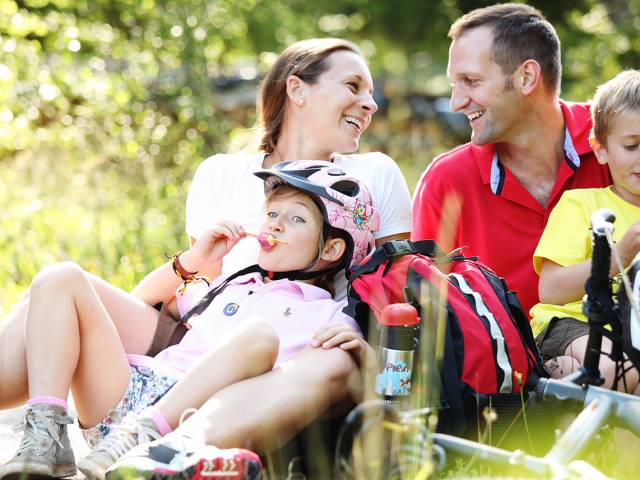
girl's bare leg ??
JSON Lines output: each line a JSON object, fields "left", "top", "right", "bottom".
{"left": 0, "top": 262, "right": 161, "bottom": 410}
{"left": 154, "top": 320, "right": 279, "bottom": 429}
{"left": 24, "top": 262, "right": 147, "bottom": 425}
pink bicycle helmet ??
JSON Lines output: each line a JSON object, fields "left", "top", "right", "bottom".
{"left": 254, "top": 160, "right": 380, "bottom": 269}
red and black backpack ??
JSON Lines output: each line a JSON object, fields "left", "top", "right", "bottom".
{"left": 344, "top": 240, "right": 546, "bottom": 434}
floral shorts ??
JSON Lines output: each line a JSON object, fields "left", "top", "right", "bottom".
{"left": 81, "top": 364, "right": 176, "bottom": 448}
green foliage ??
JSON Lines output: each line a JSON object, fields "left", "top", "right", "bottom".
{"left": 1, "top": 0, "right": 638, "bottom": 315}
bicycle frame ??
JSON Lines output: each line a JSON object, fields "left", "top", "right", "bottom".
{"left": 431, "top": 378, "right": 640, "bottom": 478}
{"left": 336, "top": 209, "right": 640, "bottom": 479}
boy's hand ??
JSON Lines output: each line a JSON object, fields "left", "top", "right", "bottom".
{"left": 615, "top": 221, "right": 640, "bottom": 269}
{"left": 180, "top": 221, "right": 246, "bottom": 273}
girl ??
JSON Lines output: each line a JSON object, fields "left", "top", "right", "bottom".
{"left": 0, "top": 162, "right": 378, "bottom": 479}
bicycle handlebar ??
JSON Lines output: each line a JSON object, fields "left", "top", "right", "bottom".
{"left": 573, "top": 209, "right": 617, "bottom": 387}
{"left": 590, "top": 208, "right": 616, "bottom": 236}
{"left": 537, "top": 377, "right": 640, "bottom": 436}
{"left": 587, "top": 208, "right": 615, "bottom": 300}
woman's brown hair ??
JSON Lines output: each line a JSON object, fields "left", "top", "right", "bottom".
{"left": 257, "top": 38, "right": 362, "bottom": 154}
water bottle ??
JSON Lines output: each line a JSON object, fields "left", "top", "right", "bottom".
{"left": 375, "top": 303, "right": 420, "bottom": 398}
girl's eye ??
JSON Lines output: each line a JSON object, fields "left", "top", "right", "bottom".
{"left": 267, "top": 211, "right": 278, "bottom": 219}
{"left": 624, "top": 144, "right": 639, "bottom": 151}
{"left": 347, "top": 81, "right": 358, "bottom": 91}
{"left": 292, "top": 216, "right": 305, "bottom": 224}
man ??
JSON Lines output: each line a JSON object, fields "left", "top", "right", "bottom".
{"left": 412, "top": 3, "right": 611, "bottom": 317}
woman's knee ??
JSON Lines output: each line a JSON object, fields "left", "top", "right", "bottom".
{"left": 31, "top": 261, "right": 87, "bottom": 295}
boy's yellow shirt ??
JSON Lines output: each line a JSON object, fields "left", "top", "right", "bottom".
{"left": 530, "top": 186, "right": 640, "bottom": 336}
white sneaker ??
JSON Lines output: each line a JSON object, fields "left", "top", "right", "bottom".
{"left": 78, "top": 413, "right": 161, "bottom": 480}
{"left": 106, "top": 434, "right": 262, "bottom": 479}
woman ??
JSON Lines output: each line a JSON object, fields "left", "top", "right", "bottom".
{"left": 0, "top": 38, "right": 411, "bottom": 455}
{"left": 184, "top": 38, "right": 411, "bottom": 292}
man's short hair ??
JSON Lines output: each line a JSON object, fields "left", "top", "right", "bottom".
{"left": 449, "top": 3, "right": 561, "bottom": 93}
{"left": 591, "top": 70, "right": 640, "bottom": 144}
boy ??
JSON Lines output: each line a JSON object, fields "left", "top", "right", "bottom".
{"left": 531, "top": 70, "right": 640, "bottom": 394}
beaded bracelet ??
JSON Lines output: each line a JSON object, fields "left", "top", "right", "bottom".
{"left": 171, "top": 253, "right": 210, "bottom": 294}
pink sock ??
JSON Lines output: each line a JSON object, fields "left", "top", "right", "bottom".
{"left": 143, "top": 406, "right": 172, "bottom": 436}
{"left": 28, "top": 396, "right": 68, "bottom": 411}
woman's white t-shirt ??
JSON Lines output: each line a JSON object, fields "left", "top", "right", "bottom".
{"left": 185, "top": 152, "right": 412, "bottom": 299}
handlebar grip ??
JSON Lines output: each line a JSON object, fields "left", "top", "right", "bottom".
{"left": 590, "top": 208, "right": 615, "bottom": 237}
{"left": 589, "top": 209, "right": 615, "bottom": 296}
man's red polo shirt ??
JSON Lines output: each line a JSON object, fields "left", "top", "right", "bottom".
{"left": 411, "top": 101, "right": 612, "bottom": 318}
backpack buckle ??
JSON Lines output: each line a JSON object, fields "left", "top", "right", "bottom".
{"left": 383, "top": 240, "right": 415, "bottom": 258}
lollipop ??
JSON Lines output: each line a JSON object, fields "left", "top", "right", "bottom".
{"left": 247, "top": 232, "right": 287, "bottom": 249}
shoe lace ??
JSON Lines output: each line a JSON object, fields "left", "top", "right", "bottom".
{"left": 92, "top": 414, "right": 162, "bottom": 460}
{"left": 12, "top": 406, "right": 72, "bottom": 455}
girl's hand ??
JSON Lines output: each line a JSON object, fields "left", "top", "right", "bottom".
{"left": 311, "top": 324, "right": 370, "bottom": 353}
{"left": 180, "top": 221, "right": 246, "bottom": 272}
{"left": 312, "top": 324, "right": 377, "bottom": 369}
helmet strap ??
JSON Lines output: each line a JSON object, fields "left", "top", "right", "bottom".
{"left": 265, "top": 221, "right": 346, "bottom": 282}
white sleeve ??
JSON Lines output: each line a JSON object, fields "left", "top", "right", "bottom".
{"left": 185, "top": 157, "right": 221, "bottom": 240}
{"left": 373, "top": 155, "right": 413, "bottom": 239}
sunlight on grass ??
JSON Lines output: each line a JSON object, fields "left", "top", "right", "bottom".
{"left": 0, "top": 151, "right": 189, "bottom": 315}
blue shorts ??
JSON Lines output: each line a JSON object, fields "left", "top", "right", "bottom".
{"left": 81, "top": 364, "right": 176, "bottom": 447}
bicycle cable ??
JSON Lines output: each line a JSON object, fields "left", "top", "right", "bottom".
{"left": 605, "top": 229, "right": 640, "bottom": 330}
{"left": 602, "top": 229, "right": 640, "bottom": 391}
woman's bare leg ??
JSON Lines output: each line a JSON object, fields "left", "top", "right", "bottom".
{"left": 0, "top": 298, "right": 30, "bottom": 407}
{"left": 174, "top": 345, "right": 360, "bottom": 452}
{"left": 154, "top": 320, "right": 279, "bottom": 429}
{"left": 0, "top": 262, "right": 161, "bottom": 409}
{"left": 25, "top": 262, "right": 134, "bottom": 426}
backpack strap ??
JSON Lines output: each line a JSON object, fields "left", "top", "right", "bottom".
{"left": 405, "top": 266, "right": 466, "bottom": 434}
{"left": 475, "top": 263, "right": 547, "bottom": 381}
{"left": 439, "top": 315, "right": 467, "bottom": 434}
{"left": 350, "top": 240, "right": 445, "bottom": 281}
{"left": 343, "top": 283, "right": 369, "bottom": 332}
{"left": 180, "top": 264, "right": 264, "bottom": 323}
{"left": 503, "top": 286, "right": 547, "bottom": 380}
